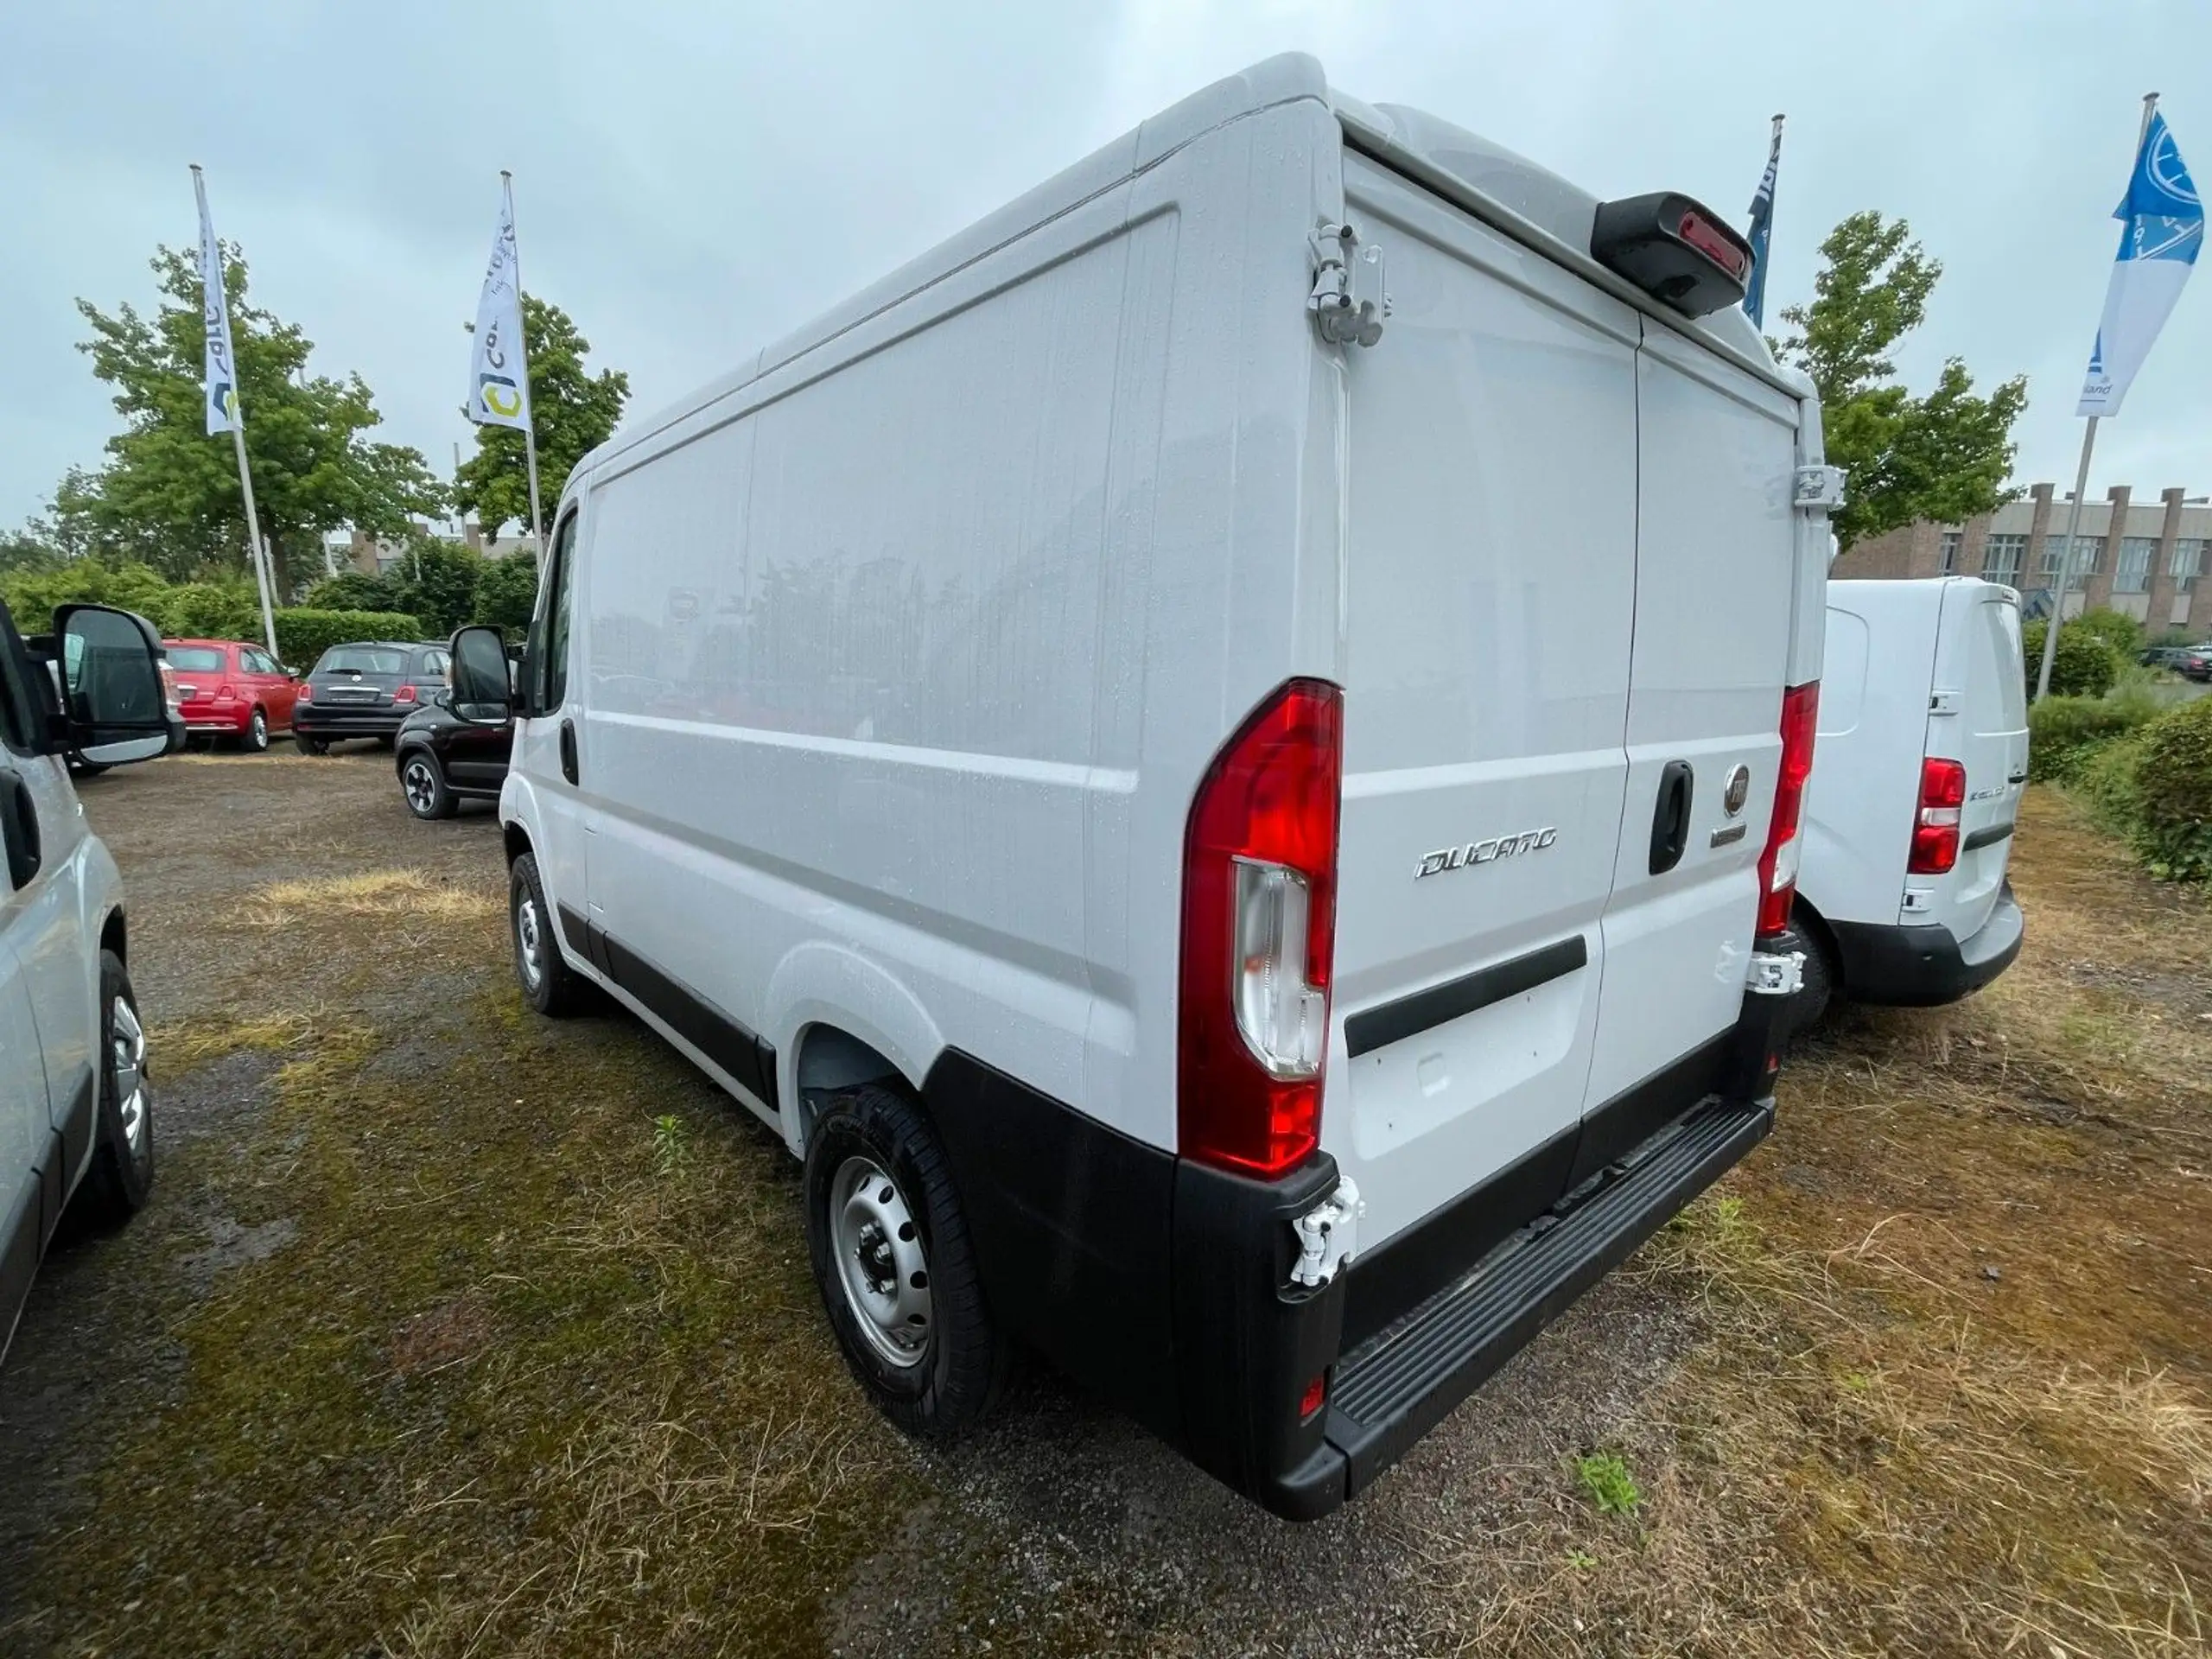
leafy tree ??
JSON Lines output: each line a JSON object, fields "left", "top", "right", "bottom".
{"left": 67, "top": 244, "right": 446, "bottom": 594}
{"left": 0, "top": 523, "right": 60, "bottom": 574}
{"left": 390, "top": 534, "right": 484, "bottom": 638}
{"left": 473, "top": 550, "right": 542, "bottom": 634}
{"left": 1777, "top": 213, "right": 2028, "bottom": 550}
{"left": 454, "top": 296, "right": 629, "bottom": 537}
{"left": 304, "top": 569, "right": 403, "bottom": 613}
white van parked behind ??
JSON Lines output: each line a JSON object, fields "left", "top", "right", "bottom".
{"left": 448, "top": 55, "right": 1838, "bottom": 1518}
{"left": 1795, "top": 578, "right": 2027, "bottom": 1014}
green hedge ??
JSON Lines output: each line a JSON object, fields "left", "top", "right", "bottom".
{"left": 2022, "top": 619, "right": 2120, "bottom": 701}
{"left": 270, "top": 610, "right": 427, "bottom": 668}
{"left": 2132, "top": 696, "right": 2212, "bottom": 883}
{"left": 2067, "top": 607, "right": 2144, "bottom": 662}
{"left": 2027, "top": 692, "right": 2156, "bottom": 782}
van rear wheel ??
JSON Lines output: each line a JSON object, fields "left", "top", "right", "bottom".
{"left": 804, "top": 1083, "right": 1005, "bottom": 1438}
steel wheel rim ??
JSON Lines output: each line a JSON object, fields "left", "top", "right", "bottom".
{"left": 829, "top": 1154, "right": 932, "bottom": 1370}
{"left": 109, "top": 995, "right": 148, "bottom": 1161}
{"left": 515, "top": 892, "right": 544, "bottom": 989}
{"left": 404, "top": 760, "right": 437, "bottom": 815}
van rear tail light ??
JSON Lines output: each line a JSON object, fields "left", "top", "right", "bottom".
{"left": 394, "top": 684, "right": 417, "bottom": 705}
{"left": 1909, "top": 757, "right": 1966, "bottom": 874}
{"left": 1179, "top": 679, "right": 1343, "bottom": 1179}
{"left": 1756, "top": 681, "right": 1820, "bottom": 937}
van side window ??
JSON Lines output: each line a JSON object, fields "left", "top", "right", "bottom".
{"left": 533, "top": 512, "right": 578, "bottom": 713}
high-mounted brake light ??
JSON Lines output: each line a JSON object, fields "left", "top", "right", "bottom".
{"left": 1909, "top": 757, "right": 1966, "bottom": 875}
{"left": 1756, "top": 682, "right": 1820, "bottom": 936}
{"left": 1179, "top": 679, "right": 1343, "bottom": 1179}
{"left": 1676, "top": 209, "right": 1750, "bottom": 282}
{"left": 1590, "top": 190, "right": 1757, "bottom": 319}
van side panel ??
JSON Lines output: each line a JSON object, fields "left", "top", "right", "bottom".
{"left": 579, "top": 194, "right": 1173, "bottom": 1135}
{"left": 1326, "top": 154, "right": 1640, "bottom": 1253}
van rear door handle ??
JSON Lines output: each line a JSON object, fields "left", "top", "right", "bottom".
{"left": 1648, "top": 760, "right": 1694, "bottom": 875}
{"left": 559, "top": 718, "right": 579, "bottom": 786}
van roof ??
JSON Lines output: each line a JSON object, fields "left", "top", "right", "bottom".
{"left": 580, "top": 54, "right": 1797, "bottom": 483}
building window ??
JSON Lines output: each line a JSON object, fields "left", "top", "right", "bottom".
{"left": 2172, "top": 538, "right": 2207, "bottom": 593}
{"left": 2040, "top": 534, "right": 2101, "bottom": 586}
{"left": 2115, "top": 537, "right": 2158, "bottom": 594}
{"left": 1938, "top": 531, "right": 1962, "bottom": 574}
{"left": 1982, "top": 534, "right": 2027, "bottom": 584}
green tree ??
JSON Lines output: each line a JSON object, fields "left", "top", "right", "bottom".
{"left": 472, "top": 549, "right": 542, "bottom": 634}
{"left": 303, "top": 569, "right": 403, "bottom": 613}
{"left": 390, "top": 534, "right": 483, "bottom": 638}
{"left": 454, "top": 296, "right": 629, "bottom": 537}
{"left": 67, "top": 244, "right": 446, "bottom": 594}
{"left": 0, "top": 522, "right": 60, "bottom": 574}
{"left": 1777, "top": 213, "right": 2028, "bottom": 550}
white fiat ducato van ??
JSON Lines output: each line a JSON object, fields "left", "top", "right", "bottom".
{"left": 448, "top": 55, "right": 1839, "bottom": 1519}
{"left": 1795, "top": 577, "right": 2028, "bottom": 1014}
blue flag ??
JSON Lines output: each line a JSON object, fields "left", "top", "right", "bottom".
{"left": 2077, "top": 109, "right": 2200, "bottom": 417}
{"left": 1743, "top": 115, "right": 1784, "bottom": 329}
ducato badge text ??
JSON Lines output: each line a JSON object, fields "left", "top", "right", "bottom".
{"left": 1415, "top": 827, "right": 1558, "bottom": 880}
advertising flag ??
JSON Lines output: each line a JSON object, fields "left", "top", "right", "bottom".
{"left": 193, "top": 168, "right": 240, "bottom": 435}
{"left": 469, "top": 178, "right": 532, "bottom": 431}
{"left": 2077, "top": 111, "right": 2200, "bottom": 417}
{"left": 1743, "top": 115, "right": 1784, "bottom": 328}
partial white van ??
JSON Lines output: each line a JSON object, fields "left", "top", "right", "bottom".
{"left": 449, "top": 55, "right": 1838, "bottom": 1518}
{"left": 1796, "top": 578, "right": 2027, "bottom": 1011}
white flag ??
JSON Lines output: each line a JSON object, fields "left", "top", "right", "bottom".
{"left": 193, "top": 168, "right": 241, "bottom": 435}
{"left": 468, "top": 177, "right": 532, "bottom": 431}
{"left": 2077, "top": 111, "right": 2201, "bottom": 417}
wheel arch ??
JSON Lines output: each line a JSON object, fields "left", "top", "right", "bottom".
{"left": 766, "top": 944, "right": 944, "bottom": 1155}
{"left": 99, "top": 906, "right": 126, "bottom": 967}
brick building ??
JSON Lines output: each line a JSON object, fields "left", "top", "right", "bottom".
{"left": 1834, "top": 484, "right": 2212, "bottom": 635}
{"left": 324, "top": 519, "right": 542, "bottom": 581}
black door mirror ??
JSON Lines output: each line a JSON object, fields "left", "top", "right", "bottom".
{"left": 448, "top": 625, "right": 515, "bottom": 725}
{"left": 53, "top": 605, "right": 179, "bottom": 764}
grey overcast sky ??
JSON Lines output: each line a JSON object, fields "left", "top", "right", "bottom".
{"left": 2, "top": 0, "right": 2206, "bottom": 531}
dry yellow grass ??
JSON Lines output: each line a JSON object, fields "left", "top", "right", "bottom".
{"left": 238, "top": 868, "right": 499, "bottom": 929}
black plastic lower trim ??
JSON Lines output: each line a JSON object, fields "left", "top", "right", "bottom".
{"left": 1344, "top": 937, "right": 1586, "bottom": 1059}
{"left": 1566, "top": 1033, "right": 1729, "bottom": 1189}
{"left": 1, "top": 1169, "right": 38, "bottom": 1363}
{"left": 921, "top": 1049, "right": 1182, "bottom": 1439}
{"left": 562, "top": 911, "right": 779, "bottom": 1111}
{"left": 1961, "top": 821, "right": 2015, "bottom": 853}
{"left": 1830, "top": 885, "right": 2024, "bottom": 1007}
{"left": 58, "top": 1071, "right": 94, "bottom": 1200}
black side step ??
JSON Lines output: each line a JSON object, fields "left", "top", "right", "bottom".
{"left": 1325, "top": 1097, "right": 1773, "bottom": 1494}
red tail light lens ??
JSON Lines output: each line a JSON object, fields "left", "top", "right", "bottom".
{"left": 394, "top": 684, "right": 417, "bottom": 705}
{"left": 1179, "top": 679, "right": 1343, "bottom": 1178}
{"left": 1756, "top": 682, "right": 1820, "bottom": 937}
{"left": 1299, "top": 1373, "right": 1328, "bottom": 1421}
{"left": 1909, "top": 757, "right": 1966, "bottom": 874}
{"left": 212, "top": 683, "right": 237, "bottom": 702}
{"left": 296, "top": 682, "right": 312, "bottom": 702}
{"left": 1678, "top": 209, "right": 1751, "bottom": 281}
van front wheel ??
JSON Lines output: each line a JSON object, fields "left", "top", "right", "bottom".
{"left": 804, "top": 1083, "right": 1005, "bottom": 1438}
{"left": 509, "top": 852, "right": 593, "bottom": 1018}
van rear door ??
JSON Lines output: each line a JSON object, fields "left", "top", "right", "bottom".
{"left": 1325, "top": 156, "right": 1639, "bottom": 1266}
{"left": 1923, "top": 580, "right": 2027, "bottom": 938}
{"left": 1574, "top": 326, "right": 1799, "bottom": 1168}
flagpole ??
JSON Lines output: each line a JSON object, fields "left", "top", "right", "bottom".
{"left": 2034, "top": 89, "right": 2159, "bottom": 702}
{"left": 504, "top": 170, "right": 546, "bottom": 565}
{"left": 194, "top": 165, "right": 280, "bottom": 658}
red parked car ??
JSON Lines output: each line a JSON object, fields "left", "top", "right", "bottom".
{"left": 161, "top": 638, "right": 301, "bottom": 753}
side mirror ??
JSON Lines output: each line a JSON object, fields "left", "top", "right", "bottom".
{"left": 448, "top": 625, "right": 515, "bottom": 725}
{"left": 52, "top": 605, "right": 180, "bottom": 765}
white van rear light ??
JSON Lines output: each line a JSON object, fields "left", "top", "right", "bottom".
{"left": 1757, "top": 682, "right": 1820, "bottom": 936}
{"left": 1179, "top": 679, "right": 1343, "bottom": 1178}
{"left": 1909, "top": 757, "right": 1966, "bottom": 874}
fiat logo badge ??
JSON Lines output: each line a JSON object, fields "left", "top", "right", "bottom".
{"left": 1722, "top": 763, "right": 1751, "bottom": 817}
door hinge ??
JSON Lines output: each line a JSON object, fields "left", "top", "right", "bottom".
{"left": 1309, "top": 223, "right": 1389, "bottom": 347}
{"left": 1289, "top": 1176, "right": 1364, "bottom": 1287}
{"left": 1794, "top": 464, "right": 1847, "bottom": 513}
{"left": 1745, "top": 949, "right": 1805, "bottom": 996}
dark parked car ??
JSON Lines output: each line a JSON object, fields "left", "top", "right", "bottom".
{"left": 293, "top": 641, "right": 451, "bottom": 753}
{"left": 393, "top": 687, "right": 512, "bottom": 818}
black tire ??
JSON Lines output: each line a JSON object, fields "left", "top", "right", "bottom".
{"left": 804, "top": 1083, "right": 1007, "bottom": 1439}
{"left": 240, "top": 707, "right": 270, "bottom": 753}
{"left": 1786, "top": 920, "right": 1840, "bottom": 1042}
{"left": 73, "top": 950, "right": 155, "bottom": 1225}
{"left": 399, "top": 749, "right": 455, "bottom": 820}
{"left": 509, "top": 851, "right": 592, "bottom": 1017}
{"left": 296, "top": 734, "right": 328, "bottom": 756}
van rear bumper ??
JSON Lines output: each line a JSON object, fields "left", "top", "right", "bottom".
{"left": 925, "top": 998, "right": 1785, "bottom": 1521}
{"left": 1830, "top": 883, "right": 2024, "bottom": 1007}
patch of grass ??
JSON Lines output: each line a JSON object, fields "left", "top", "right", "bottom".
{"left": 238, "top": 868, "right": 499, "bottom": 928}
{"left": 153, "top": 1008, "right": 318, "bottom": 1069}
{"left": 1574, "top": 1452, "right": 1642, "bottom": 1517}
{"left": 652, "top": 1111, "right": 691, "bottom": 1177}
